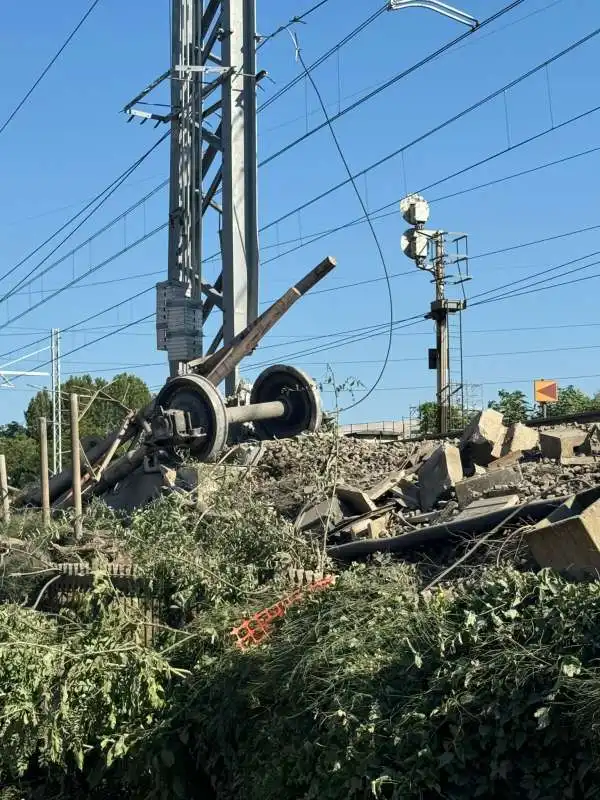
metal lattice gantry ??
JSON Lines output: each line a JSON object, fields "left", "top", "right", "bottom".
{"left": 125, "top": 0, "right": 259, "bottom": 395}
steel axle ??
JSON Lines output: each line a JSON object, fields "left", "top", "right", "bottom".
{"left": 154, "top": 364, "right": 322, "bottom": 461}
{"left": 227, "top": 399, "right": 288, "bottom": 425}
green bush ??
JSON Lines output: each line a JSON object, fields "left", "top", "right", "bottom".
{"left": 4, "top": 496, "right": 600, "bottom": 798}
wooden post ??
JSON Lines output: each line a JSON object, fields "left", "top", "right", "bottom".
{"left": 70, "top": 394, "right": 83, "bottom": 538}
{"left": 39, "top": 417, "right": 51, "bottom": 528}
{"left": 0, "top": 454, "right": 9, "bottom": 525}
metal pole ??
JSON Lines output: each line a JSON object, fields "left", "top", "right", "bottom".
{"left": 39, "top": 417, "right": 51, "bottom": 528}
{"left": 70, "top": 394, "right": 83, "bottom": 538}
{"left": 221, "top": 0, "right": 259, "bottom": 396}
{"left": 165, "top": 0, "right": 203, "bottom": 378}
{"left": 50, "top": 328, "right": 62, "bottom": 474}
{"left": 434, "top": 233, "right": 449, "bottom": 435}
{"left": 0, "top": 455, "right": 9, "bottom": 525}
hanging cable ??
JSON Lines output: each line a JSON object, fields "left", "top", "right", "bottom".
{"left": 262, "top": 26, "right": 600, "bottom": 229}
{"left": 260, "top": 0, "right": 527, "bottom": 167}
{"left": 294, "top": 39, "right": 394, "bottom": 411}
{"left": 258, "top": 4, "right": 388, "bottom": 111}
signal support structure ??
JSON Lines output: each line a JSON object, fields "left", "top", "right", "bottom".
{"left": 400, "top": 195, "right": 470, "bottom": 434}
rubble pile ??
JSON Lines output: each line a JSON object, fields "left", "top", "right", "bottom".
{"left": 250, "top": 432, "right": 413, "bottom": 517}
{"left": 241, "top": 412, "right": 600, "bottom": 577}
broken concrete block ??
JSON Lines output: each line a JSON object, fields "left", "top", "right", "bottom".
{"left": 347, "top": 513, "right": 390, "bottom": 540}
{"left": 409, "top": 441, "right": 437, "bottom": 469}
{"left": 539, "top": 428, "right": 588, "bottom": 460}
{"left": 160, "top": 466, "right": 177, "bottom": 489}
{"left": 367, "top": 514, "right": 390, "bottom": 539}
{"left": 460, "top": 409, "right": 507, "bottom": 466}
{"left": 418, "top": 443, "right": 463, "bottom": 512}
{"left": 560, "top": 456, "right": 598, "bottom": 467}
{"left": 104, "top": 467, "right": 164, "bottom": 512}
{"left": 389, "top": 478, "right": 421, "bottom": 509}
{"left": 231, "top": 443, "right": 264, "bottom": 466}
{"left": 502, "top": 423, "right": 539, "bottom": 456}
{"left": 336, "top": 484, "right": 377, "bottom": 515}
{"left": 406, "top": 510, "right": 440, "bottom": 526}
{"left": 487, "top": 451, "right": 523, "bottom": 471}
{"left": 527, "top": 489, "right": 600, "bottom": 578}
{"left": 296, "top": 498, "right": 343, "bottom": 533}
{"left": 454, "top": 464, "right": 523, "bottom": 509}
{"left": 367, "top": 471, "right": 405, "bottom": 502}
{"left": 454, "top": 494, "right": 520, "bottom": 522}
{"left": 576, "top": 425, "right": 600, "bottom": 457}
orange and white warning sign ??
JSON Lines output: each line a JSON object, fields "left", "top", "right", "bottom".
{"left": 534, "top": 379, "right": 558, "bottom": 404}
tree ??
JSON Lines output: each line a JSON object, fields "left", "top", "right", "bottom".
{"left": 545, "top": 385, "right": 595, "bottom": 418}
{"left": 0, "top": 421, "right": 27, "bottom": 438}
{"left": 25, "top": 373, "right": 151, "bottom": 442}
{"left": 418, "top": 402, "right": 466, "bottom": 435}
{"left": 0, "top": 433, "right": 38, "bottom": 488}
{"left": 488, "top": 390, "right": 531, "bottom": 424}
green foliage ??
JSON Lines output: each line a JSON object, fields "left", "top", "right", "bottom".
{"left": 0, "top": 433, "right": 39, "bottom": 488}
{"left": 25, "top": 373, "right": 150, "bottom": 441}
{"left": 545, "top": 385, "right": 600, "bottom": 418}
{"left": 6, "top": 479, "right": 600, "bottom": 798}
{"left": 488, "top": 389, "right": 532, "bottom": 424}
{"left": 418, "top": 401, "right": 465, "bottom": 434}
{"left": 0, "top": 421, "right": 27, "bottom": 438}
{"left": 122, "top": 478, "right": 322, "bottom": 618}
{"left": 171, "top": 566, "right": 600, "bottom": 800}
{"left": 0, "top": 577, "right": 174, "bottom": 795}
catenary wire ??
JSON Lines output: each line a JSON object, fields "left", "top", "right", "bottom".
{"left": 257, "top": 0, "right": 335, "bottom": 49}
{"left": 0, "top": 132, "right": 170, "bottom": 303}
{"left": 12, "top": 14, "right": 587, "bottom": 304}
{"left": 240, "top": 144, "right": 600, "bottom": 268}
{"left": 0, "top": 223, "right": 167, "bottom": 332}
{"left": 261, "top": 27, "right": 600, "bottom": 229}
{"left": 259, "top": 0, "right": 528, "bottom": 167}
{"left": 3, "top": 180, "right": 168, "bottom": 301}
{"left": 258, "top": 4, "right": 388, "bottom": 111}
{"left": 296, "top": 46, "right": 394, "bottom": 411}
{"left": 0, "top": 0, "right": 102, "bottom": 137}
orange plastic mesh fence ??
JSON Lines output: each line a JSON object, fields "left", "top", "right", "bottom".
{"left": 230, "top": 576, "right": 335, "bottom": 650}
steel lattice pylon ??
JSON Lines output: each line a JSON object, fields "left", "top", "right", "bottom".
{"left": 126, "top": 0, "right": 259, "bottom": 395}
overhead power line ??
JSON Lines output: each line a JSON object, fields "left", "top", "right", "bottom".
{"left": 297, "top": 49, "right": 394, "bottom": 411}
{"left": 4, "top": 180, "right": 168, "bottom": 301}
{"left": 258, "top": 4, "right": 388, "bottom": 112}
{"left": 245, "top": 247, "right": 600, "bottom": 366}
{"left": 0, "top": 287, "right": 156, "bottom": 365}
{"left": 262, "top": 25, "right": 600, "bottom": 229}
{"left": 247, "top": 144, "right": 600, "bottom": 268}
{"left": 469, "top": 250, "right": 600, "bottom": 304}
{"left": 260, "top": 0, "right": 566, "bottom": 138}
{"left": 260, "top": 0, "right": 527, "bottom": 167}
{"left": 257, "top": 0, "right": 335, "bottom": 49}
{"left": 0, "top": 0, "right": 102, "bottom": 137}
{"left": 0, "top": 223, "right": 166, "bottom": 333}
{"left": 0, "top": 131, "right": 169, "bottom": 303}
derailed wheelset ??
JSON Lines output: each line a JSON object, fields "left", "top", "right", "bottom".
{"left": 153, "top": 364, "right": 322, "bottom": 461}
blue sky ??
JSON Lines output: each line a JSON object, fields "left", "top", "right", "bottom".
{"left": 1, "top": 0, "right": 600, "bottom": 426}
